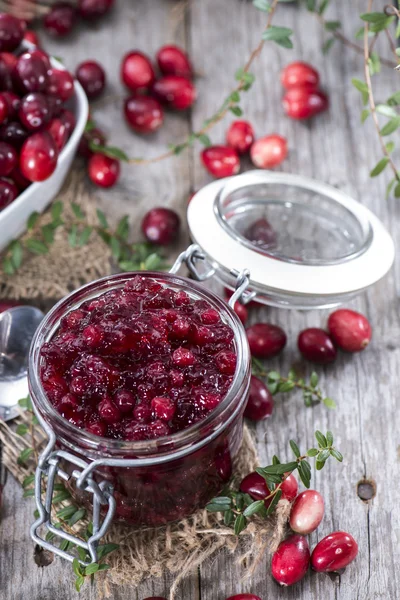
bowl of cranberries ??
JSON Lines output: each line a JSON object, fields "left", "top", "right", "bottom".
{"left": 29, "top": 272, "right": 251, "bottom": 527}
{"left": 0, "top": 16, "right": 89, "bottom": 252}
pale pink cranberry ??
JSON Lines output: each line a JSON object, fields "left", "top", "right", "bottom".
{"left": 289, "top": 490, "right": 324, "bottom": 535}
{"left": 311, "top": 531, "right": 358, "bottom": 572}
{"left": 201, "top": 145, "right": 240, "bottom": 178}
{"left": 271, "top": 534, "right": 310, "bottom": 586}
{"left": 157, "top": 45, "right": 193, "bottom": 79}
{"left": 121, "top": 51, "right": 155, "bottom": 93}
{"left": 250, "top": 135, "right": 288, "bottom": 169}
{"left": 298, "top": 328, "right": 337, "bottom": 365}
{"left": 246, "top": 323, "right": 287, "bottom": 359}
{"left": 226, "top": 120, "right": 255, "bottom": 154}
{"left": 327, "top": 309, "right": 372, "bottom": 352}
{"left": 152, "top": 75, "right": 196, "bottom": 110}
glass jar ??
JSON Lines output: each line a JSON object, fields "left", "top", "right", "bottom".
{"left": 29, "top": 272, "right": 250, "bottom": 561}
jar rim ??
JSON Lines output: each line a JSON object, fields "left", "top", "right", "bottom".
{"left": 28, "top": 271, "right": 251, "bottom": 459}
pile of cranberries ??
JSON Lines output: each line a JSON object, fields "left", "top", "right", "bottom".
{"left": 0, "top": 14, "right": 77, "bottom": 212}
{"left": 40, "top": 275, "right": 238, "bottom": 441}
{"left": 281, "top": 61, "right": 329, "bottom": 120}
{"left": 42, "top": 0, "right": 114, "bottom": 39}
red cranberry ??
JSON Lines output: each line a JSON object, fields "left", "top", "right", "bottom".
{"left": 172, "top": 347, "right": 195, "bottom": 367}
{"left": 250, "top": 134, "right": 288, "bottom": 169}
{"left": 19, "top": 93, "right": 50, "bottom": 131}
{"left": 244, "top": 217, "right": 276, "bottom": 248}
{"left": 121, "top": 51, "right": 155, "bottom": 93}
{"left": 240, "top": 471, "right": 297, "bottom": 505}
{"left": 327, "top": 309, "right": 372, "bottom": 353}
{"left": 0, "top": 14, "right": 24, "bottom": 52}
{"left": 152, "top": 75, "right": 196, "bottom": 110}
{"left": 76, "top": 61, "right": 106, "bottom": 100}
{"left": 124, "top": 96, "right": 164, "bottom": 134}
{"left": 0, "top": 177, "right": 18, "bottom": 210}
{"left": 244, "top": 375, "right": 273, "bottom": 421}
{"left": 0, "top": 94, "right": 8, "bottom": 124}
{"left": 78, "top": 127, "right": 106, "bottom": 159}
{"left": 11, "top": 166, "right": 30, "bottom": 191}
{"left": 216, "top": 350, "right": 237, "bottom": 375}
{"left": 46, "top": 118, "right": 68, "bottom": 151}
{"left": 0, "top": 53, "right": 15, "bottom": 91}
{"left": 86, "top": 420, "right": 107, "bottom": 437}
{"left": 98, "top": 396, "right": 121, "bottom": 424}
{"left": 151, "top": 396, "right": 176, "bottom": 421}
{"left": 1, "top": 91, "right": 20, "bottom": 119}
{"left": 297, "top": 328, "right": 337, "bottom": 365}
{"left": 232, "top": 301, "right": 248, "bottom": 325}
{"left": 281, "top": 61, "right": 320, "bottom": 90}
{"left": 88, "top": 153, "right": 120, "bottom": 188}
{"left": 24, "top": 30, "right": 40, "bottom": 46}
{"left": 289, "top": 490, "right": 324, "bottom": 535}
{"left": 246, "top": 323, "right": 287, "bottom": 359}
{"left": 29, "top": 49, "right": 52, "bottom": 72}
{"left": 14, "top": 51, "right": 49, "bottom": 93}
{"left": 226, "top": 595, "right": 262, "bottom": 600}
{"left": 0, "top": 300, "right": 20, "bottom": 312}
{"left": 78, "top": 0, "right": 114, "bottom": 19}
{"left": 271, "top": 534, "right": 310, "bottom": 586}
{"left": 226, "top": 120, "right": 255, "bottom": 154}
{"left": 47, "top": 69, "right": 74, "bottom": 102}
{"left": 59, "top": 109, "right": 76, "bottom": 137}
{"left": 43, "top": 3, "right": 77, "bottom": 37}
{"left": 311, "top": 531, "right": 358, "bottom": 572}
{"left": 20, "top": 132, "right": 58, "bottom": 182}
{"left": 283, "top": 87, "right": 329, "bottom": 120}
{"left": 201, "top": 145, "right": 240, "bottom": 178}
{"left": 0, "top": 142, "right": 17, "bottom": 176}
{"left": 141, "top": 207, "right": 180, "bottom": 245}
{"left": 0, "top": 121, "right": 27, "bottom": 148}
{"left": 156, "top": 44, "right": 193, "bottom": 79}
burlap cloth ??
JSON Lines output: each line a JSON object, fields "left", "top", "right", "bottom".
{"left": 0, "top": 412, "right": 291, "bottom": 599}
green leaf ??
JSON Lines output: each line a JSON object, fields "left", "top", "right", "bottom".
{"left": 315, "top": 430, "right": 327, "bottom": 447}
{"left": 27, "top": 211, "right": 39, "bottom": 230}
{"left": 325, "top": 20, "right": 341, "bottom": 31}
{"left": 75, "top": 575, "right": 85, "bottom": 592}
{"left": 316, "top": 460, "right": 324, "bottom": 470}
{"left": 224, "top": 509, "right": 234, "bottom": 526}
{"left": 318, "top": 448, "right": 331, "bottom": 463}
{"left": 360, "top": 13, "right": 394, "bottom": 32}
{"left": 243, "top": 500, "right": 265, "bottom": 518}
{"left": 23, "top": 474, "right": 35, "bottom": 488}
{"left": 110, "top": 236, "right": 121, "bottom": 260}
{"left": 23, "top": 488, "right": 35, "bottom": 497}
{"left": 72, "top": 558, "right": 82, "bottom": 577}
{"left": 2, "top": 257, "right": 14, "bottom": 275}
{"left": 197, "top": 133, "right": 212, "bottom": 147}
{"left": 68, "top": 508, "right": 86, "bottom": 527}
{"left": 16, "top": 423, "right": 28, "bottom": 436}
{"left": 322, "top": 38, "right": 335, "bottom": 54}
{"left": 278, "top": 381, "right": 295, "bottom": 393}
{"left": 262, "top": 26, "right": 293, "bottom": 43}
{"left": 257, "top": 461, "right": 298, "bottom": 476}
{"left": 370, "top": 157, "right": 389, "bottom": 177}
{"left": 71, "top": 203, "right": 84, "bottom": 220}
{"left": 351, "top": 78, "right": 369, "bottom": 105}
{"left": 322, "top": 397, "right": 336, "bottom": 409}
{"left": 230, "top": 90, "right": 240, "bottom": 103}
{"left": 380, "top": 117, "right": 400, "bottom": 136}
{"left": 368, "top": 51, "right": 381, "bottom": 75}
{"left": 272, "top": 455, "right": 280, "bottom": 465}
{"left": 89, "top": 143, "right": 129, "bottom": 162}
{"left": 386, "top": 178, "right": 396, "bottom": 199}
{"left": 18, "top": 448, "right": 33, "bottom": 465}
{"left": 143, "top": 253, "right": 163, "bottom": 270}
{"left": 78, "top": 547, "right": 88, "bottom": 562}
{"left": 41, "top": 224, "right": 54, "bottom": 245}
{"left": 394, "top": 182, "right": 400, "bottom": 198}
{"left": 57, "top": 505, "right": 78, "bottom": 520}
{"left": 96, "top": 209, "right": 109, "bottom": 229}
{"left": 230, "top": 105, "right": 243, "bottom": 116}
{"left": 274, "top": 37, "right": 294, "bottom": 49}
{"left": 68, "top": 224, "right": 77, "bottom": 248}
{"left": 310, "top": 372, "right": 319, "bottom": 388}
{"left": 318, "top": 0, "right": 329, "bottom": 15}
{"left": 253, "top": 0, "right": 271, "bottom": 12}
{"left": 52, "top": 489, "right": 71, "bottom": 503}
{"left": 84, "top": 118, "right": 96, "bottom": 133}
{"left": 11, "top": 241, "right": 23, "bottom": 269}
{"left": 97, "top": 564, "right": 110, "bottom": 572}
{"left": 234, "top": 514, "right": 247, "bottom": 535}
{"left": 18, "top": 396, "right": 32, "bottom": 410}
{"left": 330, "top": 448, "right": 343, "bottom": 462}
{"left": 85, "top": 563, "right": 99, "bottom": 576}
{"left": 379, "top": 106, "right": 400, "bottom": 120}
{"left": 387, "top": 91, "right": 400, "bottom": 106}
{"left": 326, "top": 430, "right": 334, "bottom": 446}
{"left": 78, "top": 226, "right": 93, "bottom": 247}
{"left": 267, "top": 371, "right": 281, "bottom": 381}
{"left": 396, "top": 19, "right": 400, "bottom": 39}
{"left": 361, "top": 108, "right": 370, "bottom": 123}
{"left": 298, "top": 461, "right": 311, "bottom": 488}
{"left": 25, "top": 239, "right": 48, "bottom": 255}
{"left": 206, "top": 496, "right": 232, "bottom": 512}
{"left": 265, "top": 489, "right": 282, "bottom": 515}
{"left": 289, "top": 440, "right": 300, "bottom": 458}
{"left": 51, "top": 201, "right": 63, "bottom": 221}
{"left": 306, "top": 0, "right": 316, "bottom": 10}
{"left": 306, "top": 448, "right": 319, "bottom": 457}
{"left": 96, "top": 542, "right": 119, "bottom": 559}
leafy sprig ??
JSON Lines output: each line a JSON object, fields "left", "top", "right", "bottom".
{"left": 206, "top": 430, "right": 343, "bottom": 534}
{"left": 251, "top": 358, "right": 336, "bottom": 409}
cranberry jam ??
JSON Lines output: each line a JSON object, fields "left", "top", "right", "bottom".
{"left": 30, "top": 272, "right": 250, "bottom": 526}
{"left": 40, "top": 275, "right": 238, "bottom": 440}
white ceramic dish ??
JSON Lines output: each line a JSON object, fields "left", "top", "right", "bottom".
{"left": 0, "top": 45, "right": 89, "bottom": 252}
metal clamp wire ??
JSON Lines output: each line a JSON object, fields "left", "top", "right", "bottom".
{"left": 169, "top": 243, "right": 216, "bottom": 281}
{"left": 228, "top": 269, "right": 252, "bottom": 308}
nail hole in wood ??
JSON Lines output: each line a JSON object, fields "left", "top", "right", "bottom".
{"left": 34, "top": 544, "right": 54, "bottom": 567}
{"left": 357, "top": 478, "right": 376, "bottom": 502}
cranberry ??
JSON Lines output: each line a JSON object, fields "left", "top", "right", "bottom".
{"left": 60, "top": 109, "right": 76, "bottom": 137}
{"left": 0, "top": 94, "right": 8, "bottom": 124}
{"left": 47, "top": 69, "right": 74, "bottom": 102}
{"left": 250, "top": 134, "right": 288, "bottom": 169}
{"left": 240, "top": 471, "right": 298, "bottom": 505}
{"left": 243, "top": 375, "right": 273, "bottom": 421}
{"left": 244, "top": 217, "right": 276, "bottom": 248}
{"left": 151, "top": 396, "right": 176, "bottom": 421}
{"left": 121, "top": 51, "right": 155, "bottom": 93}
{"left": 78, "top": 0, "right": 114, "bottom": 19}
{"left": 297, "top": 328, "right": 337, "bottom": 365}
{"left": 272, "top": 534, "right": 310, "bottom": 586}
{"left": 216, "top": 350, "right": 237, "bottom": 375}
{"left": 281, "top": 61, "right": 320, "bottom": 90}
{"left": 156, "top": 45, "right": 193, "bottom": 79}
{"left": 30, "top": 49, "right": 52, "bottom": 72}
{"left": 246, "top": 323, "right": 287, "bottom": 359}
{"left": 226, "top": 120, "right": 255, "bottom": 154}
{"left": 232, "top": 301, "right": 248, "bottom": 325}
{"left": 289, "top": 490, "right": 324, "bottom": 535}
{"left": 0, "top": 53, "right": 16, "bottom": 91}
{"left": 0, "top": 177, "right": 18, "bottom": 210}
{"left": 124, "top": 96, "right": 164, "bottom": 134}
{"left": 19, "top": 93, "right": 50, "bottom": 131}
{"left": 86, "top": 420, "right": 107, "bottom": 437}
{"left": 226, "top": 595, "right": 262, "bottom": 600}
{"left": 11, "top": 166, "right": 30, "bottom": 191}
{"left": 0, "top": 142, "right": 17, "bottom": 176}
{"left": 0, "top": 300, "right": 20, "bottom": 313}
{"left": 172, "top": 347, "right": 195, "bottom": 367}
{"left": 141, "top": 207, "right": 180, "bottom": 245}
{"left": 311, "top": 531, "right": 358, "bottom": 572}
{"left": 0, "top": 14, "right": 24, "bottom": 52}
{"left": 201, "top": 145, "right": 240, "bottom": 178}
{"left": 14, "top": 52, "right": 49, "bottom": 93}
{"left": 88, "top": 153, "right": 119, "bottom": 188}
{"left": 78, "top": 127, "right": 106, "bottom": 159}
{"left": 327, "top": 309, "right": 372, "bottom": 352}
{"left": 0, "top": 121, "right": 27, "bottom": 148}
{"left": 24, "top": 30, "right": 40, "bottom": 46}
{"left": 43, "top": 3, "right": 77, "bottom": 37}
{"left": 1, "top": 91, "right": 20, "bottom": 119}
{"left": 20, "top": 132, "right": 58, "bottom": 182}
{"left": 76, "top": 61, "right": 106, "bottom": 100}
{"left": 98, "top": 396, "right": 121, "bottom": 424}
{"left": 152, "top": 76, "right": 196, "bottom": 110}
{"left": 46, "top": 118, "right": 68, "bottom": 151}
{"left": 283, "top": 87, "right": 329, "bottom": 120}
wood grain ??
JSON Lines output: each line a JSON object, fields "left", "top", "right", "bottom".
{"left": 1, "top": 0, "right": 399, "bottom": 599}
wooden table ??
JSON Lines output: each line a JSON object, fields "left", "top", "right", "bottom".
{"left": 1, "top": 1, "right": 399, "bottom": 599}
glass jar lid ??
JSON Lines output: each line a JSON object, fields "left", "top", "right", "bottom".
{"left": 187, "top": 171, "right": 395, "bottom": 309}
